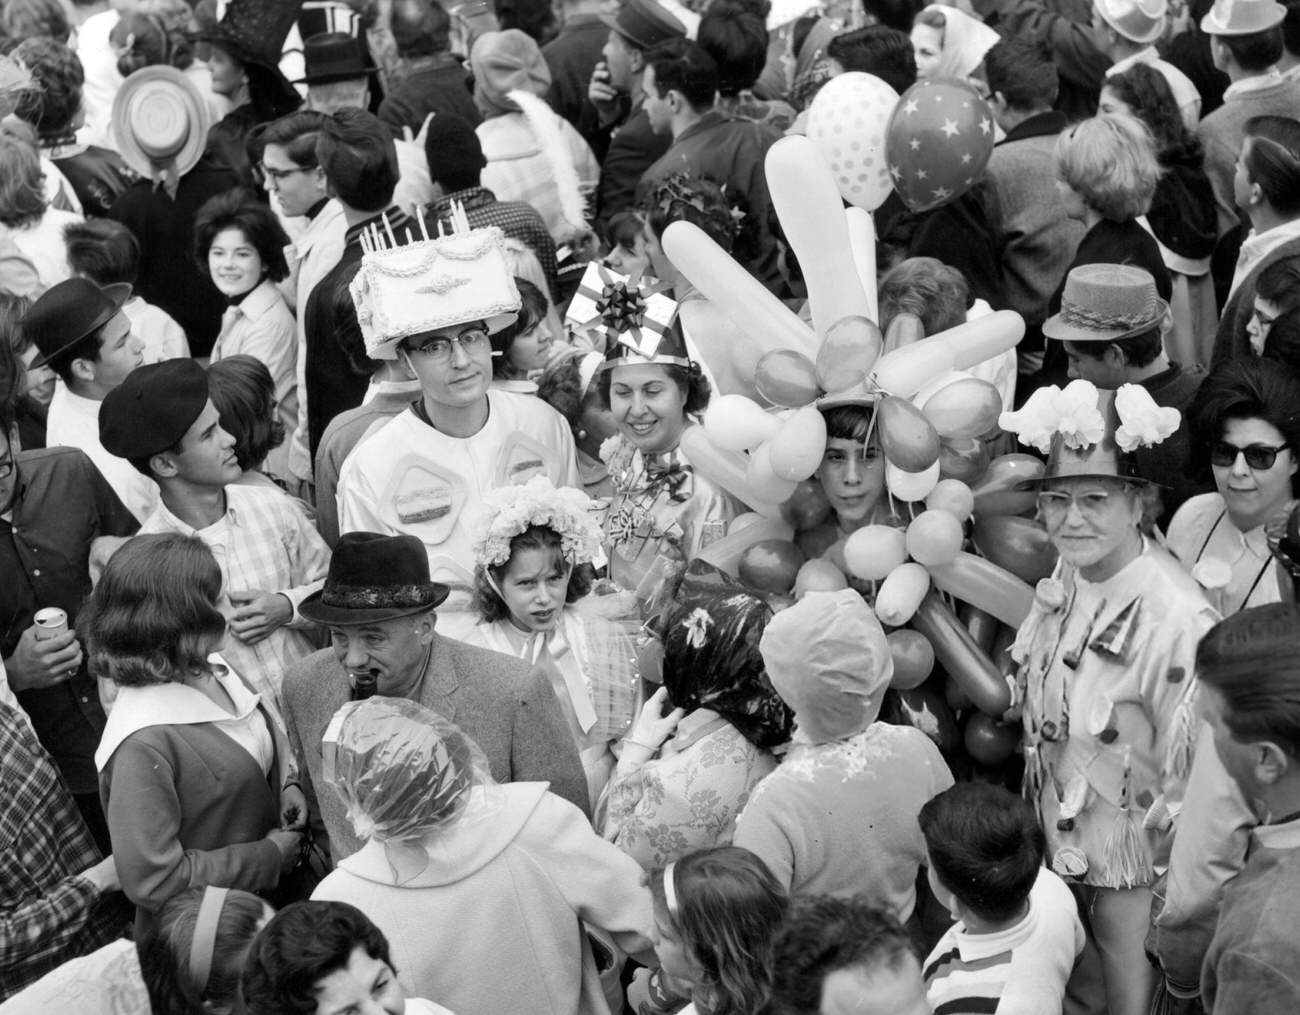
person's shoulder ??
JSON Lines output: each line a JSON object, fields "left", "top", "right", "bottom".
{"left": 282, "top": 648, "right": 345, "bottom": 711}
{"left": 441, "top": 634, "right": 533, "bottom": 680}
{"left": 491, "top": 388, "right": 568, "bottom": 424}
{"left": 343, "top": 409, "right": 420, "bottom": 465}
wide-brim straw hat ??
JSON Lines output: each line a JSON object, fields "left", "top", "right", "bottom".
{"left": 1042, "top": 263, "right": 1169, "bottom": 345}
{"left": 1095, "top": 0, "right": 1166, "bottom": 44}
{"left": 111, "top": 66, "right": 212, "bottom": 188}
{"left": 1200, "top": 0, "right": 1286, "bottom": 34}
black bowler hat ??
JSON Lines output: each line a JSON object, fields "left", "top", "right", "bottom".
{"left": 299, "top": 532, "right": 450, "bottom": 625}
{"left": 25, "top": 278, "right": 132, "bottom": 370}
{"left": 99, "top": 358, "right": 209, "bottom": 461}
{"left": 601, "top": 0, "right": 687, "bottom": 50}
{"left": 293, "top": 32, "right": 376, "bottom": 84}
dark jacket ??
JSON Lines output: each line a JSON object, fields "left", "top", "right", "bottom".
{"left": 1212, "top": 235, "right": 1300, "bottom": 365}
{"left": 543, "top": 15, "right": 608, "bottom": 148}
{"left": 596, "top": 103, "right": 670, "bottom": 227}
{"left": 108, "top": 152, "right": 240, "bottom": 358}
{"left": 1, "top": 447, "right": 138, "bottom": 793}
{"left": 377, "top": 55, "right": 480, "bottom": 135}
{"left": 1148, "top": 152, "right": 1218, "bottom": 261}
{"left": 1135, "top": 363, "right": 1212, "bottom": 528}
{"left": 51, "top": 146, "right": 136, "bottom": 218}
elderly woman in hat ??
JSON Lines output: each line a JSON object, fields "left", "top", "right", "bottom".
{"left": 83, "top": 534, "right": 304, "bottom": 931}
{"left": 311, "top": 697, "right": 654, "bottom": 1015}
{"left": 1000, "top": 370, "right": 1217, "bottom": 1015}
{"left": 735, "top": 590, "right": 953, "bottom": 920}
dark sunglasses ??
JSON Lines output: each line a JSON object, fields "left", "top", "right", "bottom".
{"left": 1209, "top": 441, "right": 1290, "bottom": 470}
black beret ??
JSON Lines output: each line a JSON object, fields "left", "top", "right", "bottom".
{"left": 99, "top": 358, "right": 210, "bottom": 460}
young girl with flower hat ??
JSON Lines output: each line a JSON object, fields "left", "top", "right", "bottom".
{"left": 465, "top": 475, "right": 639, "bottom": 805}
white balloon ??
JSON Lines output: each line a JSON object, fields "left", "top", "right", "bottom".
{"left": 886, "top": 460, "right": 941, "bottom": 502}
{"left": 704, "top": 394, "right": 782, "bottom": 453}
{"left": 806, "top": 72, "right": 899, "bottom": 212}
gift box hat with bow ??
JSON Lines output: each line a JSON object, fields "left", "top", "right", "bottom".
{"left": 349, "top": 205, "right": 521, "bottom": 361}
{"left": 999, "top": 380, "right": 1181, "bottom": 489}
{"left": 566, "top": 262, "right": 692, "bottom": 369}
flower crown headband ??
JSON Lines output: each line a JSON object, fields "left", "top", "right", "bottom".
{"left": 998, "top": 379, "right": 1179, "bottom": 455}
{"left": 470, "top": 476, "right": 603, "bottom": 570}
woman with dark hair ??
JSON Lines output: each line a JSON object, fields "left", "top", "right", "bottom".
{"left": 602, "top": 590, "right": 794, "bottom": 869}
{"left": 538, "top": 347, "right": 620, "bottom": 500}
{"left": 1101, "top": 64, "right": 1218, "bottom": 367}
{"left": 195, "top": 189, "right": 297, "bottom": 485}
{"left": 0, "top": 124, "right": 80, "bottom": 289}
{"left": 9, "top": 37, "right": 135, "bottom": 217}
{"left": 85, "top": 533, "right": 304, "bottom": 931}
{"left": 1169, "top": 357, "right": 1300, "bottom": 613}
{"left": 206, "top": 354, "right": 290, "bottom": 495}
{"left": 490, "top": 277, "right": 558, "bottom": 389}
{"left": 699, "top": 1, "right": 795, "bottom": 130}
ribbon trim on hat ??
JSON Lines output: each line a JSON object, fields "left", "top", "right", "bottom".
{"left": 321, "top": 582, "right": 444, "bottom": 609}
{"left": 1057, "top": 298, "right": 1158, "bottom": 333}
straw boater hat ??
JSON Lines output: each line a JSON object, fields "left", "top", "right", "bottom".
{"left": 110, "top": 66, "right": 212, "bottom": 197}
{"left": 1042, "top": 264, "right": 1169, "bottom": 345}
{"left": 1094, "top": 0, "right": 1167, "bottom": 44}
{"left": 1200, "top": 0, "right": 1287, "bottom": 34}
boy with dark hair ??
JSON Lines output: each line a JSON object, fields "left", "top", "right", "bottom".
{"left": 919, "top": 782, "right": 1085, "bottom": 1015}
{"left": 63, "top": 218, "right": 189, "bottom": 364}
{"left": 826, "top": 25, "right": 917, "bottom": 93}
{"left": 242, "top": 900, "right": 453, "bottom": 1015}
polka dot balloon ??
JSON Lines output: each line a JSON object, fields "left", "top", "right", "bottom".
{"left": 806, "top": 71, "right": 899, "bottom": 212}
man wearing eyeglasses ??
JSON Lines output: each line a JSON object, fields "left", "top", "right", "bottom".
{"left": 0, "top": 391, "right": 138, "bottom": 855}
{"left": 1047, "top": 263, "right": 1211, "bottom": 528}
{"left": 336, "top": 222, "right": 579, "bottom": 641}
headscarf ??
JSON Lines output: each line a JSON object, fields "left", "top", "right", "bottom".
{"left": 760, "top": 589, "right": 893, "bottom": 743}
{"left": 790, "top": 16, "right": 841, "bottom": 108}
{"left": 661, "top": 590, "right": 795, "bottom": 750}
{"left": 470, "top": 29, "right": 552, "bottom": 118}
{"left": 917, "top": 4, "right": 1000, "bottom": 79}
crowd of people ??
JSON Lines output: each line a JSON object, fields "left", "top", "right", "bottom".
{"left": 1, "top": 0, "right": 1300, "bottom": 1012}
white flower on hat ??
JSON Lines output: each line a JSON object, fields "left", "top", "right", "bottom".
{"left": 470, "top": 476, "right": 603, "bottom": 569}
{"left": 1114, "top": 383, "right": 1180, "bottom": 452}
{"left": 999, "top": 380, "right": 1105, "bottom": 453}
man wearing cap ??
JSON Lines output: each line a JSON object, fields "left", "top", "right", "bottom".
{"left": 0, "top": 375, "right": 138, "bottom": 853}
{"left": 587, "top": 0, "right": 686, "bottom": 223}
{"left": 282, "top": 531, "right": 589, "bottom": 863}
{"left": 99, "top": 359, "right": 331, "bottom": 708}
{"left": 1196, "top": 0, "right": 1300, "bottom": 236}
{"left": 27, "top": 277, "right": 156, "bottom": 523}
{"left": 1046, "top": 263, "right": 1209, "bottom": 526}
{"left": 1093, "top": 0, "right": 1200, "bottom": 128}
{"left": 296, "top": 32, "right": 436, "bottom": 216}
{"left": 336, "top": 223, "right": 579, "bottom": 639}
{"left": 1196, "top": 604, "right": 1300, "bottom": 1012}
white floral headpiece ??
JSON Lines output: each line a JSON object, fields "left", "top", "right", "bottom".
{"left": 998, "top": 379, "right": 1106, "bottom": 455}
{"left": 1112, "top": 383, "right": 1180, "bottom": 452}
{"left": 470, "top": 476, "right": 603, "bottom": 569}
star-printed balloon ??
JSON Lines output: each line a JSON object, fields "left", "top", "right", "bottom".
{"left": 885, "top": 77, "right": 996, "bottom": 213}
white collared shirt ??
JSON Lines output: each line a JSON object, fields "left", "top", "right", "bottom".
{"left": 1229, "top": 216, "right": 1300, "bottom": 299}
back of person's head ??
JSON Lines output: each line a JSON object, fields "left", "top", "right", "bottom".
{"left": 862, "top": 0, "right": 924, "bottom": 32}
{"left": 1055, "top": 114, "right": 1160, "bottom": 221}
{"left": 0, "top": 126, "right": 47, "bottom": 230}
{"left": 110, "top": 6, "right": 195, "bottom": 75}
{"left": 1219, "top": 26, "right": 1285, "bottom": 71}
{"left": 1197, "top": 603, "right": 1300, "bottom": 760}
{"left": 642, "top": 171, "right": 740, "bottom": 254}
{"left": 650, "top": 847, "right": 789, "bottom": 1015}
{"left": 879, "top": 257, "right": 970, "bottom": 335}
{"left": 1104, "top": 63, "right": 1200, "bottom": 165}
{"left": 11, "top": 37, "right": 83, "bottom": 142}
{"left": 139, "top": 887, "right": 269, "bottom": 1015}
{"left": 769, "top": 895, "right": 921, "bottom": 1015}
{"left": 207, "top": 354, "right": 284, "bottom": 471}
{"left": 81, "top": 532, "right": 227, "bottom": 687}
{"left": 390, "top": 0, "right": 453, "bottom": 58}
{"left": 826, "top": 26, "right": 917, "bottom": 93}
{"left": 422, "top": 112, "right": 486, "bottom": 192}
{"left": 918, "top": 782, "right": 1045, "bottom": 922}
{"left": 0, "top": 290, "right": 32, "bottom": 359}
{"left": 259, "top": 109, "right": 331, "bottom": 169}
{"left": 316, "top": 108, "right": 399, "bottom": 212}
{"left": 984, "top": 36, "right": 1057, "bottom": 111}
{"left": 64, "top": 218, "right": 141, "bottom": 288}
{"left": 0, "top": 0, "right": 69, "bottom": 46}
{"left": 698, "top": 2, "right": 769, "bottom": 97}
{"left": 243, "top": 901, "right": 396, "bottom": 1015}
{"left": 496, "top": 0, "right": 558, "bottom": 45}
{"left": 1257, "top": 254, "right": 1300, "bottom": 308}
{"left": 192, "top": 188, "right": 292, "bottom": 282}
{"left": 645, "top": 37, "right": 720, "bottom": 111}
{"left": 1243, "top": 115, "right": 1300, "bottom": 218}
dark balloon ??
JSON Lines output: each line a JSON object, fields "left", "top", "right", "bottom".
{"left": 964, "top": 711, "right": 1020, "bottom": 766}
{"left": 886, "top": 78, "right": 996, "bottom": 213}
{"left": 782, "top": 479, "right": 834, "bottom": 532}
{"left": 973, "top": 515, "right": 1059, "bottom": 584}
{"left": 737, "top": 539, "right": 807, "bottom": 594}
{"left": 890, "top": 684, "right": 961, "bottom": 755}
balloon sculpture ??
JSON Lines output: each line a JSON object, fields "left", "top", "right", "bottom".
{"left": 651, "top": 72, "right": 1054, "bottom": 772}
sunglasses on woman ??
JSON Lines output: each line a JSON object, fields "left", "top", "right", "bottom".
{"left": 1209, "top": 441, "right": 1290, "bottom": 470}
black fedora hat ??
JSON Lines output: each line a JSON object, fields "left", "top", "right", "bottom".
{"left": 293, "top": 32, "right": 376, "bottom": 84}
{"left": 601, "top": 0, "right": 687, "bottom": 50}
{"left": 25, "top": 278, "right": 132, "bottom": 370}
{"left": 299, "top": 532, "right": 450, "bottom": 625}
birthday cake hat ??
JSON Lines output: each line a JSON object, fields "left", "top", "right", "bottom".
{"left": 349, "top": 203, "right": 522, "bottom": 362}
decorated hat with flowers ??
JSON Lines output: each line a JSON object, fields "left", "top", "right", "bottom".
{"left": 566, "top": 262, "right": 692, "bottom": 370}
{"left": 999, "top": 379, "right": 1181, "bottom": 487}
{"left": 470, "top": 475, "right": 604, "bottom": 569}
{"left": 348, "top": 203, "right": 521, "bottom": 362}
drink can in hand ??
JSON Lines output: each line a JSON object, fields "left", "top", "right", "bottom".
{"left": 34, "top": 607, "right": 68, "bottom": 641}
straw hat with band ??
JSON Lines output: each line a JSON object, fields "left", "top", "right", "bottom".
{"left": 1200, "top": 0, "right": 1287, "bottom": 35}
{"left": 111, "top": 66, "right": 212, "bottom": 198}
{"left": 1094, "top": 0, "right": 1166, "bottom": 45}
{"left": 1042, "top": 263, "right": 1169, "bottom": 346}
{"left": 25, "top": 278, "right": 133, "bottom": 371}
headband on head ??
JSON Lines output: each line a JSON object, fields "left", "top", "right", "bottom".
{"left": 188, "top": 885, "right": 230, "bottom": 997}
{"left": 662, "top": 861, "right": 680, "bottom": 919}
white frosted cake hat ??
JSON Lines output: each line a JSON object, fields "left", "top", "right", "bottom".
{"left": 349, "top": 204, "right": 521, "bottom": 361}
